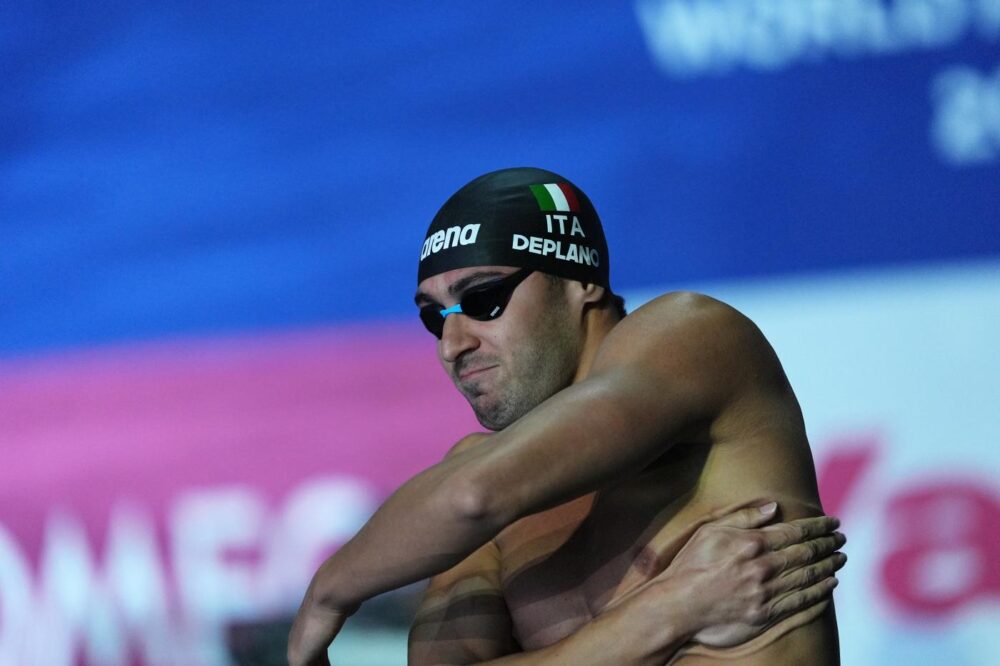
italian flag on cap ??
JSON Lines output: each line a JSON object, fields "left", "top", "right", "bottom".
{"left": 529, "top": 183, "right": 580, "bottom": 212}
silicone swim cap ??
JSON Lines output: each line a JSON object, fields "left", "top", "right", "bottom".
{"left": 417, "top": 167, "right": 610, "bottom": 287}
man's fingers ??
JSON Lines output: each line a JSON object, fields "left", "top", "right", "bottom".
{"left": 766, "top": 572, "right": 840, "bottom": 624}
{"left": 708, "top": 501, "right": 779, "bottom": 530}
{"left": 760, "top": 515, "right": 840, "bottom": 549}
{"left": 768, "top": 551, "right": 847, "bottom": 596}
{"left": 765, "top": 532, "right": 846, "bottom": 574}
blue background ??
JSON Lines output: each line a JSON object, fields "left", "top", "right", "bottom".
{"left": 2, "top": 2, "right": 997, "bottom": 355}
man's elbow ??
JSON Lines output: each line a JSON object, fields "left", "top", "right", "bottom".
{"left": 441, "top": 466, "right": 513, "bottom": 530}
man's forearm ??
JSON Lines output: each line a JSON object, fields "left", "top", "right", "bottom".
{"left": 480, "top": 579, "right": 696, "bottom": 666}
{"left": 304, "top": 448, "right": 504, "bottom": 610}
{"left": 291, "top": 456, "right": 500, "bottom": 665}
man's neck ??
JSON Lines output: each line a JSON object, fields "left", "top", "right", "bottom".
{"left": 572, "top": 307, "right": 623, "bottom": 384}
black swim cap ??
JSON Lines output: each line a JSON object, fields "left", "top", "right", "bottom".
{"left": 417, "top": 167, "right": 610, "bottom": 287}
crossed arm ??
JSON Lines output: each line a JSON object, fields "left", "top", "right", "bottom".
{"left": 288, "top": 293, "right": 840, "bottom": 665}
{"left": 408, "top": 503, "right": 845, "bottom": 666}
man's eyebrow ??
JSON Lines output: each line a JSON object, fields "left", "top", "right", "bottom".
{"left": 413, "top": 290, "right": 436, "bottom": 307}
{"left": 413, "top": 270, "right": 509, "bottom": 307}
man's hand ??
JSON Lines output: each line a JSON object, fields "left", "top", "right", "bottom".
{"left": 638, "top": 501, "right": 845, "bottom": 649}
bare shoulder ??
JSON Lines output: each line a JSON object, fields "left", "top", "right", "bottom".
{"left": 593, "top": 291, "right": 784, "bottom": 393}
{"left": 614, "top": 291, "right": 758, "bottom": 346}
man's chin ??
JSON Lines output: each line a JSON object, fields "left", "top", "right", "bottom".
{"left": 472, "top": 409, "right": 506, "bottom": 432}
{"left": 466, "top": 395, "right": 507, "bottom": 431}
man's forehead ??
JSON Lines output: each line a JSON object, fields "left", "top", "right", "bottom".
{"left": 414, "top": 265, "right": 520, "bottom": 304}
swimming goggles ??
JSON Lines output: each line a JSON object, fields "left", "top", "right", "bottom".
{"left": 419, "top": 269, "right": 534, "bottom": 339}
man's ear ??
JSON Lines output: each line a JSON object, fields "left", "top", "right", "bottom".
{"left": 568, "top": 280, "right": 605, "bottom": 307}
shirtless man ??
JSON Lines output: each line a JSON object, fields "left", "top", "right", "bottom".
{"left": 289, "top": 167, "right": 844, "bottom": 665}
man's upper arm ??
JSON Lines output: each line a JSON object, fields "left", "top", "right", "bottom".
{"left": 455, "top": 292, "right": 778, "bottom": 523}
{"left": 408, "top": 537, "right": 519, "bottom": 665}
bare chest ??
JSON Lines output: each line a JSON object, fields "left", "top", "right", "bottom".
{"left": 495, "top": 448, "right": 711, "bottom": 650}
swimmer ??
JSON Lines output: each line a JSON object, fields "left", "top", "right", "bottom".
{"left": 289, "top": 167, "right": 844, "bottom": 665}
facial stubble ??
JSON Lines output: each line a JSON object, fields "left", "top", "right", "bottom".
{"left": 464, "top": 290, "right": 581, "bottom": 431}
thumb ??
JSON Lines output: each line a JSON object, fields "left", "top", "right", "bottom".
{"left": 709, "top": 500, "right": 778, "bottom": 529}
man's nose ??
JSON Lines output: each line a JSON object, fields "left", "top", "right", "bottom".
{"left": 440, "top": 312, "right": 480, "bottom": 363}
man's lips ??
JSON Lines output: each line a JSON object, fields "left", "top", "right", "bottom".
{"left": 458, "top": 365, "right": 498, "bottom": 382}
